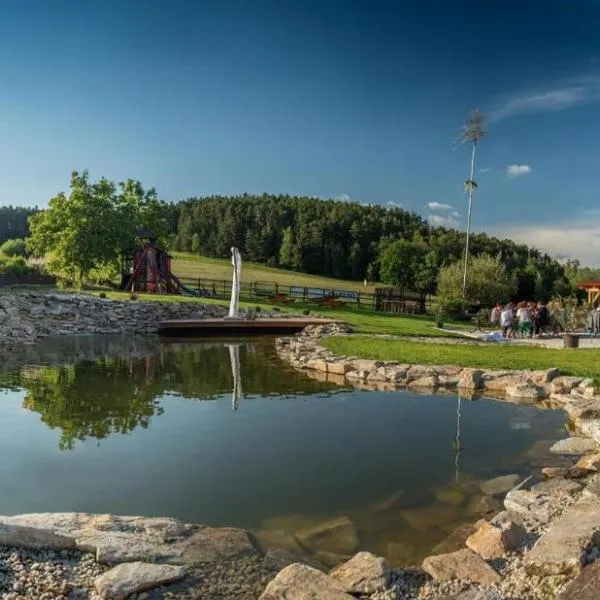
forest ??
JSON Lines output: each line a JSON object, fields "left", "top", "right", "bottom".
{"left": 171, "top": 194, "right": 572, "bottom": 301}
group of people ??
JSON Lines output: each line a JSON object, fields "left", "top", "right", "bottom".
{"left": 490, "top": 301, "right": 550, "bottom": 339}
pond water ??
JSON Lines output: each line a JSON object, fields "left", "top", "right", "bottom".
{"left": 0, "top": 335, "right": 566, "bottom": 564}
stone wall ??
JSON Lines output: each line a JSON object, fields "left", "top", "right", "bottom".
{"left": 0, "top": 293, "right": 227, "bottom": 344}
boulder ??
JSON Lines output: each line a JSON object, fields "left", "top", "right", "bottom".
{"left": 550, "top": 437, "right": 597, "bottom": 455}
{"left": 504, "top": 489, "right": 557, "bottom": 523}
{"left": 577, "top": 419, "right": 600, "bottom": 445}
{"left": 542, "top": 467, "right": 570, "bottom": 479}
{"left": 525, "top": 497, "right": 600, "bottom": 576}
{"left": 435, "top": 488, "right": 466, "bottom": 507}
{"left": 330, "top": 551, "right": 390, "bottom": 594}
{"left": 564, "top": 399, "right": 600, "bottom": 421}
{"left": 0, "top": 522, "right": 76, "bottom": 550}
{"left": 531, "top": 368, "right": 560, "bottom": 384}
{"left": 181, "top": 526, "right": 260, "bottom": 565}
{"left": 94, "top": 562, "right": 185, "bottom": 600}
{"left": 312, "top": 551, "right": 349, "bottom": 568}
{"left": 530, "top": 478, "right": 583, "bottom": 497}
{"left": 408, "top": 375, "right": 439, "bottom": 388}
{"left": 557, "top": 560, "right": 600, "bottom": 599}
{"left": 306, "top": 358, "right": 328, "bottom": 372}
{"left": 482, "top": 376, "right": 520, "bottom": 393}
{"left": 295, "top": 517, "right": 359, "bottom": 555}
{"left": 480, "top": 474, "right": 520, "bottom": 497}
{"left": 505, "top": 382, "right": 546, "bottom": 400}
{"left": 421, "top": 548, "right": 500, "bottom": 585}
{"left": 259, "top": 564, "right": 354, "bottom": 600}
{"left": 458, "top": 369, "right": 484, "bottom": 390}
{"left": 465, "top": 520, "right": 525, "bottom": 559}
{"left": 254, "top": 530, "right": 304, "bottom": 553}
{"left": 430, "top": 523, "right": 478, "bottom": 555}
{"left": 551, "top": 377, "right": 583, "bottom": 394}
{"left": 582, "top": 479, "right": 600, "bottom": 499}
{"left": 327, "top": 361, "right": 353, "bottom": 376}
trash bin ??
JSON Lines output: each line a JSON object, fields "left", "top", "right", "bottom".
{"left": 564, "top": 334, "right": 579, "bottom": 348}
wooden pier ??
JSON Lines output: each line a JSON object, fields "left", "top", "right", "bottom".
{"left": 157, "top": 317, "right": 335, "bottom": 336}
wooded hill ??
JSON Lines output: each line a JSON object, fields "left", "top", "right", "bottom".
{"left": 171, "top": 194, "right": 570, "bottom": 300}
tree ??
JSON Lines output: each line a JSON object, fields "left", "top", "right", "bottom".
{"left": 27, "top": 171, "right": 168, "bottom": 286}
{"left": 279, "top": 227, "right": 294, "bottom": 268}
{"left": 0, "top": 238, "right": 27, "bottom": 257}
{"left": 191, "top": 232, "right": 201, "bottom": 254}
{"left": 437, "top": 254, "right": 516, "bottom": 308}
{"left": 379, "top": 239, "right": 425, "bottom": 291}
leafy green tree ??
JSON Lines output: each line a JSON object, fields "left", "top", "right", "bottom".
{"left": 379, "top": 239, "right": 424, "bottom": 291}
{"left": 279, "top": 227, "right": 295, "bottom": 268}
{"left": 27, "top": 171, "right": 167, "bottom": 287}
{"left": 191, "top": 232, "right": 201, "bottom": 254}
{"left": 0, "top": 238, "right": 27, "bottom": 257}
{"left": 437, "top": 254, "right": 516, "bottom": 307}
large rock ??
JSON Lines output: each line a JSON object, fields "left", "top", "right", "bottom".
{"left": 431, "top": 523, "right": 478, "bottom": 555}
{"left": 550, "top": 438, "right": 597, "bottom": 455}
{"left": 505, "top": 382, "right": 546, "bottom": 400}
{"left": 330, "top": 551, "right": 390, "bottom": 594}
{"left": 577, "top": 419, "right": 600, "bottom": 444}
{"left": 295, "top": 517, "right": 359, "bottom": 555}
{"left": 480, "top": 474, "right": 520, "bottom": 497}
{"left": 465, "top": 520, "right": 524, "bottom": 559}
{"left": 525, "top": 497, "right": 600, "bottom": 576}
{"left": 0, "top": 522, "right": 76, "bottom": 550}
{"left": 557, "top": 560, "right": 600, "bottom": 600}
{"left": 421, "top": 548, "right": 500, "bottom": 585}
{"left": 259, "top": 564, "right": 354, "bottom": 600}
{"left": 94, "top": 562, "right": 185, "bottom": 600}
{"left": 458, "top": 369, "right": 484, "bottom": 390}
{"left": 400, "top": 503, "right": 458, "bottom": 531}
{"left": 254, "top": 529, "right": 303, "bottom": 553}
{"left": 180, "top": 526, "right": 259, "bottom": 564}
{"left": 504, "top": 490, "right": 557, "bottom": 523}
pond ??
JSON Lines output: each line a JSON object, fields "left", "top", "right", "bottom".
{"left": 0, "top": 335, "right": 566, "bottom": 565}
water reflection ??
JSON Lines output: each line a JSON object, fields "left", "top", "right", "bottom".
{"left": 0, "top": 335, "right": 341, "bottom": 450}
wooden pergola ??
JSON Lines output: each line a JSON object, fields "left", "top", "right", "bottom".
{"left": 577, "top": 280, "right": 600, "bottom": 305}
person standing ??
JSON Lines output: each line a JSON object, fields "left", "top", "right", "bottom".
{"left": 500, "top": 303, "right": 514, "bottom": 338}
{"left": 516, "top": 301, "right": 533, "bottom": 338}
{"left": 490, "top": 303, "right": 502, "bottom": 329}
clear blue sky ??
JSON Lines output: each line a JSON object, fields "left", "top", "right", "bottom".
{"left": 2, "top": 0, "right": 600, "bottom": 262}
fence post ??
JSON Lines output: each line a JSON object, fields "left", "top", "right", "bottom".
{"left": 357, "top": 292, "right": 361, "bottom": 309}
{"left": 303, "top": 287, "right": 307, "bottom": 302}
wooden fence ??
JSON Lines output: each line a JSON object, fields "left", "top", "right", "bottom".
{"left": 178, "top": 277, "right": 432, "bottom": 315}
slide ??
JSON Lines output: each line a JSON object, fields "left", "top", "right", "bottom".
{"left": 164, "top": 271, "right": 205, "bottom": 297}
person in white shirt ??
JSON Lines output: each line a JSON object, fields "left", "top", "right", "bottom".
{"left": 516, "top": 302, "right": 533, "bottom": 338}
{"left": 500, "top": 304, "right": 514, "bottom": 338}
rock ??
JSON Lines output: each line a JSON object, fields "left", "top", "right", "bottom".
{"left": 447, "top": 590, "right": 502, "bottom": 600}
{"left": 371, "top": 490, "right": 406, "bottom": 512}
{"left": 259, "top": 564, "right": 354, "bottom": 600}
{"left": 408, "top": 375, "right": 439, "bottom": 388}
{"left": 435, "top": 488, "right": 467, "bottom": 507}
{"left": 431, "top": 523, "right": 478, "bottom": 555}
{"left": 306, "top": 358, "right": 328, "bottom": 372}
{"left": 254, "top": 530, "right": 303, "bottom": 553}
{"left": 557, "top": 560, "right": 600, "bottom": 599}
{"left": 564, "top": 399, "right": 600, "bottom": 421}
{"left": 400, "top": 503, "right": 458, "bottom": 531}
{"left": 542, "top": 467, "right": 570, "bottom": 479}
{"left": 578, "top": 419, "right": 600, "bottom": 444}
{"left": 465, "top": 520, "right": 525, "bottom": 559}
{"left": 480, "top": 474, "right": 520, "bottom": 497}
{"left": 551, "top": 377, "right": 583, "bottom": 394}
{"left": 330, "top": 551, "right": 390, "bottom": 594}
{"left": 550, "top": 438, "right": 597, "bottom": 455}
{"left": 577, "top": 453, "right": 600, "bottom": 473}
{"left": 531, "top": 368, "right": 560, "bottom": 384}
{"left": 505, "top": 382, "right": 546, "bottom": 400}
{"left": 0, "top": 523, "right": 76, "bottom": 550}
{"left": 421, "top": 548, "right": 500, "bottom": 585}
{"left": 465, "top": 495, "right": 501, "bottom": 517}
{"left": 582, "top": 478, "right": 600, "bottom": 499}
{"left": 94, "top": 562, "right": 185, "bottom": 600}
{"left": 327, "top": 361, "right": 353, "bottom": 376}
{"left": 525, "top": 497, "right": 600, "bottom": 575}
{"left": 295, "top": 517, "right": 359, "bottom": 555}
{"left": 530, "top": 478, "right": 583, "bottom": 496}
{"left": 458, "top": 370, "right": 484, "bottom": 390}
{"left": 263, "top": 547, "right": 327, "bottom": 572}
{"left": 181, "top": 526, "right": 259, "bottom": 565}
{"left": 504, "top": 489, "right": 557, "bottom": 523}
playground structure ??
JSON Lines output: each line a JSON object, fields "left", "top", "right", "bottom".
{"left": 578, "top": 280, "right": 600, "bottom": 306}
{"left": 119, "top": 230, "right": 198, "bottom": 296}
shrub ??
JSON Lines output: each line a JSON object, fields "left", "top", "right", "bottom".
{"left": 129, "top": 293, "right": 138, "bottom": 301}
{"left": 0, "top": 238, "right": 27, "bottom": 258}
{"left": 303, "top": 308, "right": 311, "bottom": 316}
{"left": 99, "top": 292, "right": 107, "bottom": 299}
{"left": 255, "top": 306, "right": 262, "bottom": 313}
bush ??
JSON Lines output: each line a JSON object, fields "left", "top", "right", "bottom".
{"left": 255, "top": 306, "right": 262, "bottom": 313}
{"left": 0, "top": 238, "right": 27, "bottom": 258}
{"left": 0, "top": 255, "right": 30, "bottom": 278}
{"left": 303, "top": 308, "right": 311, "bottom": 316}
{"left": 99, "top": 292, "right": 107, "bottom": 299}
{"left": 437, "top": 254, "right": 516, "bottom": 308}
{"left": 129, "top": 293, "right": 138, "bottom": 301}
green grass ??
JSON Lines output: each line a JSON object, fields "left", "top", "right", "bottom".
{"left": 322, "top": 336, "right": 600, "bottom": 379}
{"left": 90, "top": 290, "right": 467, "bottom": 337}
{"left": 171, "top": 252, "right": 381, "bottom": 293}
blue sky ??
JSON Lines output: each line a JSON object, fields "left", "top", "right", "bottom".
{"left": 1, "top": 0, "right": 600, "bottom": 263}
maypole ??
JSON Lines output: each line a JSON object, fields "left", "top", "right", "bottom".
{"left": 459, "top": 110, "right": 485, "bottom": 308}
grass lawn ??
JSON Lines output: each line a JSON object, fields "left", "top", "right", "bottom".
{"left": 91, "top": 290, "right": 466, "bottom": 337}
{"left": 171, "top": 252, "right": 381, "bottom": 293}
{"left": 322, "top": 335, "right": 600, "bottom": 379}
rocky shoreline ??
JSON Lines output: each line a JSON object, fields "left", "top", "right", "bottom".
{"left": 2, "top": 320, "right": 600, "bottom": 599}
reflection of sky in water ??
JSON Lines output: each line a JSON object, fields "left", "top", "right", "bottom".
{"left": 0, "top": 335, "right": 567, "bottom": 564}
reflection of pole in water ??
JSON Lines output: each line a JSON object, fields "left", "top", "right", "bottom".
{"left": 227, "top": 344, "right": 243, "bottom": 411}
{"left": 452, "top": 394, "right": 464, "bottom": 482}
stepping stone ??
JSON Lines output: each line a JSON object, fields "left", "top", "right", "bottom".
{"left": 422, "top": 548, "right": 500, "bottom": 585}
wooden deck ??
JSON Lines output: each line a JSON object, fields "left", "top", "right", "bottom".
{"left": 157, "top": 317, "right": 335, "bottom": 336}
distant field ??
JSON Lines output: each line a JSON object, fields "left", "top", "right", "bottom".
{"left": 171, "top": 252, "right": 379, "bottom": 293}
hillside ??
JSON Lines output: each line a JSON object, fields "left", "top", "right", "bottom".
{"left": 171, "top": 252, "right": 379, "bottom": 293}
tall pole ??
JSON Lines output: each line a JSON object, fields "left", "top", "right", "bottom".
{"left": 462, "top": 143, "right": 477, "bottom": 304}
{"left": 458, "top": 110, "right": 485, "bottom": 309}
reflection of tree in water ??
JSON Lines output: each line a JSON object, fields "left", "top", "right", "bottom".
{"left": 12, "top": 340, "right": 340, "bottom": 450}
